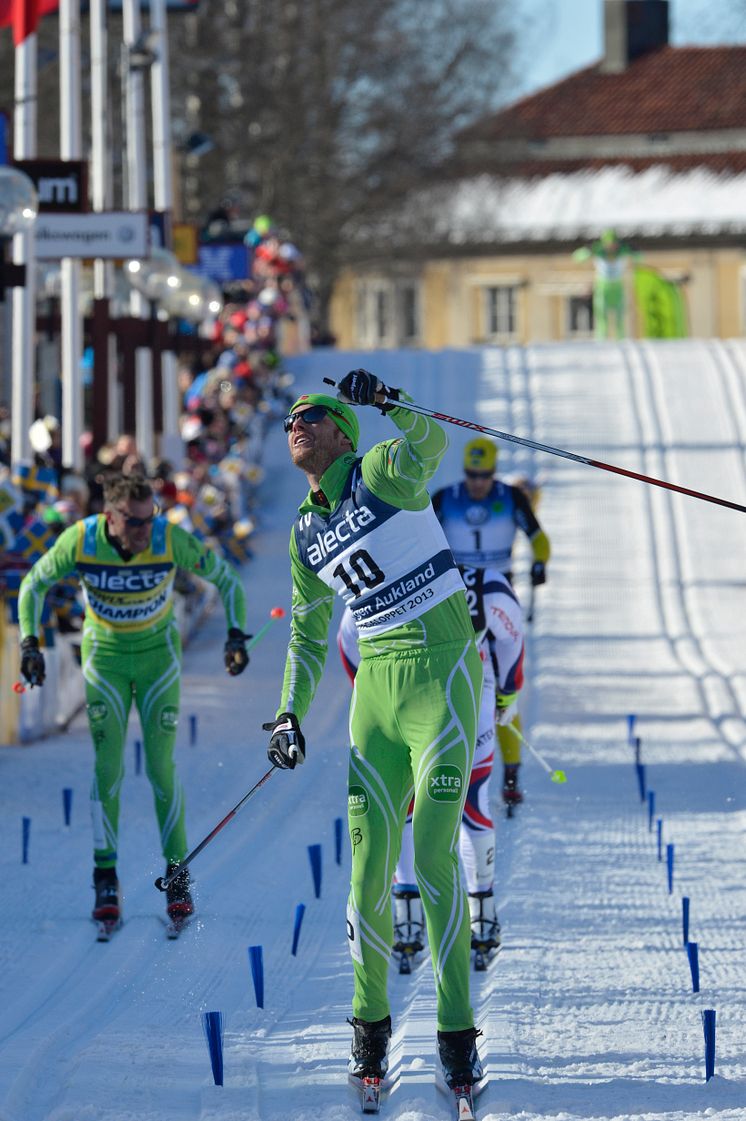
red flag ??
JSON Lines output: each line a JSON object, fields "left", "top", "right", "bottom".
{"left": 0, "top": 0, "right": 59, "bottom": 45}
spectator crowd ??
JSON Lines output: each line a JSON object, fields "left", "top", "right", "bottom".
{"left": 0, "top": 214, "right": 302, "bottom": 671}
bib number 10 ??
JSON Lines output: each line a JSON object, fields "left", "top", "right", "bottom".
{"left": 332, "top": 549, "right": 385, "bottom": 597}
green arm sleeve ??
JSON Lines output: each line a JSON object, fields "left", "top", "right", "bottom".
{"left": 278, "top": 528, "right": 334, "bottom": 723}
{"left": 171, "top": 524, "right": 247, "bottom": 632}
{"left": 361, "top": 391, "right": 449, "bottom": 510}
{"left": 18, "top": 524, "right": 79, "bottom": 640}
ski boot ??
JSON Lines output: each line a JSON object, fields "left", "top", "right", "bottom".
{"left": 165, "top": 862, "right": 194, "bottom": 930}
{"left": 392, "top": 888, "right": 425, "bottom": 974}
{"left": 92, "top": 866, "right": 121, "bottom": 938}
{"left": 502, "top": 763, "right": 523, "bottom": 816}
{"left": 348, "top": 1014, "right": 392, "bottom": 1079}
{"left": 437, "top": 1026, "right": 484, "bottom": 1089}
{"left": 469, "top": 889, "right": 501, "bottom": 970}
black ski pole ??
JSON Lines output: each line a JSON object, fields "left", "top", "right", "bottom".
{"left": 526, "top": 582, "right": 536, "bottom": 624}
{"left": 154, "top": 765, "right": 276, "bottom": 892}
{"left": 323, "top": 378, "right": 746, "bottom": 515}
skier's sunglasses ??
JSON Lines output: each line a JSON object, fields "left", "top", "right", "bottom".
{"left": 114, "top": 505, "right": 160, "bottom": 527}
{"left": 465, "top": 469, "right": 493, "bottom": 480}
{"left": 283, "top": 404, "right": 341, "bottom": 432}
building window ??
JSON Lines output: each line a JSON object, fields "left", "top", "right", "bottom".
{"left": 567, "top": 294, "right": 594, "bottom": 337}
{"left": 398, "top": 283, "right": 419, "bottom": 344}
{"left": 485, "top": 285, "right": 518, "bottom": 338}
{"left": 356, "top": 279, "right": 420, "bottom": 347}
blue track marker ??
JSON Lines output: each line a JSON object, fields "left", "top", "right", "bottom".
{"left": 334, "top": 817, "right": 343, "bottom": 866}
{"left": 635, "top": 761, "right": 646, "bottom": 802}
{"left": 682, "top": 896, "right": 690, "bottom": 945}
{"left": 647, "top": 790, "right": 655, "bottom": 831}
{"left": 656, "top": 818, "right": 663, "bottom": 862}
{"left": 63, "top": 788, "right": 73, "bottom": 827}
{"left": 634, "top": 736, "right": 642, "bottom": 766}
{"left": 666, "top": 843, "right": 674, "bottom": 893}
{"left": 308, "top": 843, "right": 322, "bottom": 899}
{"left": 627, "top": 714, "right": 636, "bottom": 744}
{"left": 702, "top": 1009, "right": 716, "bottom": 1080}
{"left": 687, "top": 941, "right": 700, "bottom": 993}
{"left": 201, "top": 1010, "right": 225, "bottom": 1086}
{"left": 134, "top": 739, "right": 142, "bottom": 775}
{"left": 22, "top": 817, "right": 30, "bottom": 864}
{"left": 291, "top": 903, "right": 306, "bottom": 956}
{"left": 249, "top": 945, "right": 264, "bottom": 1008}
{"left": 189, "top": 714, "right": 198, "bottom": 746}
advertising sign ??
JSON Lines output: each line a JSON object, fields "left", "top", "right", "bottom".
{"left": 35, "top": 211, "right": 149, "bottom": 260}
{"left": 13, "top": 158, "right": 88, "bottom": 213}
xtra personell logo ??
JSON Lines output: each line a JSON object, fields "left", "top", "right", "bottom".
{"left": 426, "top": 763, "right": 464, "bottom": 803}
{"left": 87, "top": 701, "right": 108, "bottom": 722}
{"left": 160, "top": 706, "right": 179, "bottom": 731}
{"left": 348, "top": 785, "right": 369, "bottom": 818}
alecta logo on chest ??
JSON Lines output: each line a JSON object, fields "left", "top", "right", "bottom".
{"left": 78, "top": 564, "right": 171, "bottom": 593}
{"left": 304, "top": 505, "right": 376, "bottom": 566}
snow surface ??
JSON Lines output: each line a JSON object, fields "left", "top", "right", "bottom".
{"left": 2, "top": 340, "right": 746, "bottom": 1121}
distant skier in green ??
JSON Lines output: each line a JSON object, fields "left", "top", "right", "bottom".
{"left": 573, "top": 228, "right": 639, "bottom": 340}
{"left": 18, "top": 474, "right": 250, "bottom": 931}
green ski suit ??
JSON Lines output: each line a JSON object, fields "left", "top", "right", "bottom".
{"left": 19, "top": 515, "right": 246, "bottom": 869}
{"left": 279, "top": 399, "right": 482, "bottom": 1031}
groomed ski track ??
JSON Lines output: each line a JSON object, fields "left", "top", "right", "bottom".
{"left": 1, "top": 340, "right": 746, "bottom": 1121}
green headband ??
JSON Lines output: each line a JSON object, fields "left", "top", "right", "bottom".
{"left": 290, "top": 393, "right": 359, "bottom": 451}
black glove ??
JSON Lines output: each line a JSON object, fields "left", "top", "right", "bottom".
{"left": 263, "top": 712, "right": 306, "bottom": 770}
{"left": 337, "top": 368, "right": 380, "bottom": 405}
{"left": 20, "top": 636, "right": 46, "bottom": 687}
{"left": 531, "top": 561, "right": 547, "bottom": 586}
{"left": 224, "top": 628, "right": 251, "bottom": 676}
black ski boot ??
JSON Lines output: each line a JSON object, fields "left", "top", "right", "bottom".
{"left": 165, "top": 862, "right": 194, "bottom": 923}
{"left": 468, "top": 890, "right": 501, "bottom": 951}
{"left": 347, "top": 1015, "right": 392, "bottom": 1079}
{"left": 392, "top": 889, "right": 425, "bottom": 954}
{"left": 502, "top": 763, "right": 523, "bottom": 807}
{"left": 92, "top": 866, "right": 120, "bottom": 923}
{"left": 437, "top": 1026, "right": 483, "bottom": 1089}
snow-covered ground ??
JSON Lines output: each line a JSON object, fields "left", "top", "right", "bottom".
{"left": 2, "top": 340, "right": 746, "bottom": 1121}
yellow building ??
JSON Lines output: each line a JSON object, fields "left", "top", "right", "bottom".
{"left": 331, "top": 1, "right": 746, "bottom": 348}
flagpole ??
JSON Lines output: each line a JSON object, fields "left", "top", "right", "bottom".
{"left": 10, "top": 8, "right": 38, "bottom": 466}
{"left": 90, "top": 0, "right": 118, "bottom": 447}
{"left": 59, "top": 0, "right": 84, "bottom": 470}
{"left": 149, "top": 0, "right": 181, "bottom": 463}
{"left": 123, "top": 0, "right": 154, "bottom": 465}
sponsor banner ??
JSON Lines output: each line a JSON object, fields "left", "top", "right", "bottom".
{"left": 13, "top": 158, "right": 88, "bottom": 213}
{"left": 189, "top": 243, "right": 250, "bottom": 284}
{"left": 633, "top": 266, "right": 689, "bottom": 339}
{"left": 34, "top": 211, "right": 149, "bottom": 260}
{"left": 173, "top": 222, "right": 199, "bottom": 265}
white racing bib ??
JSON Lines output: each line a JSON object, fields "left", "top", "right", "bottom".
{"left": 295, "top": 463, "right": 464, "bottom": 638}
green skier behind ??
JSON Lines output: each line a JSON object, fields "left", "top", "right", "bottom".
{"left": 263, "top": 371, "right": 485, "bottom": 1102}
{"left": 573, "top": 227, "right": 640, "bottom": 340}
{"left": 18, "top": 474, "right": 250, "bottom": 932}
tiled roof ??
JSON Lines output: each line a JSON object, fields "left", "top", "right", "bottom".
{"left": 460, "top": 46, "right": 746, "bottom": 141}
